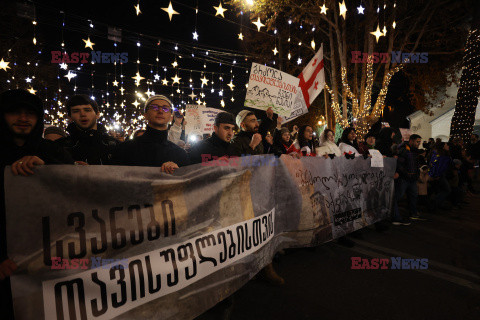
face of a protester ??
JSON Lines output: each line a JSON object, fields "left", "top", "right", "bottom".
{"left": 242, "top": 115, "right": 259, "bottom": 133}
{"left": 69, "top": 104, "right": 98, "bottom": 130}
{"left": 214, "top": 123, "right": 235, "bottom": 143}
{"left": 327, "top": 131, "right": 335, "bottom": 142}
{"left": 303, "top": 126, "right": 313, "bottom": 140}
{"left": 4, "top": 107, "right": 38, "bottom": 136}
{"left": 282, "top": 132, "right": 290, "bottom": 143}
{"left": 348, "top": 130, "right": 356, "bottom": 141}
{"left": 144, "top": 99, "right": 172, "bottom": 129}
{"left": 366, "top": 136, "right": 375, "bottom": 146}
{"left": 44, "top": 133, "right": 64, "bottom": 141}
{"left": 410, "top": 138, "right": 422, "bottom": 149}
{"left": 444, "top": 144, "right": 449, "bottom": 151}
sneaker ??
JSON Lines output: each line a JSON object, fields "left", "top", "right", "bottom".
{"left": 410, "top": 214, "right": 427, "bottom": 221}
{"left": 392, "top": 219, "right": 411, "bottom": 226}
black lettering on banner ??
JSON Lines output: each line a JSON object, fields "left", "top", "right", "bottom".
{"left": 161, "top": 200, "right": 176, "bottom": 237}
{"left": 252, "top": 219, "right": 262, "bottom": 246}
{"left": 177, "top": 243, "right": 198, "bottom": 280}
{"left": 91, "top": 210, "right": 107, "bottom": 254}
{"left": 244, "top": 223, "right": 252, "bottom": 250}
{"left": 195, "top": 235, "right": 217, "bottom": 267}
{"left": 54, "top": 278, "right": 87, "bottom": 320}
{"left": 128, "top": 260, "right": 145, "bottom": 301}
{"left": 262, "top": 216, "right": 268, "bottom": 241}
{"left": 145, "top": 203, "right": 161, "bottom": 241}
{"left": 90, "top": 272, "right": 108, "bottom": 317}
{"left": 267, "top": 213, "right": 274, "bottom": 237}
{"left": 145, "top": 256, "right": 161, "bottom": 294}
{"left": 67, "top": 212, "right": 87, "bottom": 259}
{"left": 42, "top": 216, "right": 55, "bottom": 266}
{"left": 217, "top": 232, "right": 228, "bottom": 263}
{"left": 333, "top": 208, "right": 362, "bottom": 226}
{"left": 236, "top": 225, "right": 245, "bottom": 255}
{"left": 109, "top": 207, "right": 126, "bottom": 250}
{"left": 160, "top": 249, "right": 179, "bottom": 287}
{"left": 226, "top": 230, "right": 236, "bottom": 259}
{"left": 128, "top": 205, "right": 144, "bottom": 245}
{"left": 110, "top": 267, "right": 127, "bottom": 308}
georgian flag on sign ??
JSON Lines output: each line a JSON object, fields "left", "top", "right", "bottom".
{"left": 298, "top": 44, "right": 325, "bottom": 108}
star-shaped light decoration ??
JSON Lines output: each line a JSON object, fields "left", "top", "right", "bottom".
{"left": 59, "top": 62, "right": 68, "bottom": 70}
{"left": 154, "top": 74, "right": 160, "bottom": 80}
{"left": 193, "top": 31, "right": 199, "bottom": 40}
{"left": 134, "top": 3, "right": 141, "bottom": 15}
{"left": 171, "top": 74, "right": 181, "bottom": 84}
{"left": 311, "top": 40, "right": 316, "bottom": 49}
{"left": 64, "top": 71, "right": 77, "bottom": 82}
{"left": 162, "top": 78, "right": 169, "bottom": 85}
{"left": 392, "top": 21, "right": 396, "bottom": 29}
{"left": 214, "top": 2, "right": 227, "bottom": 17}
{"left": 132, "top": 72, "right": 145, "bottom": 86}
{"left": 200, "top": 92, "right": 205, "bottom": 98}
{"left": 172, "top": 60, "right": 178, "bottom": 68}
{"left": 357, "top": 5, "right": 365, "bottom": 14}
{"left": 25, "top": 77, "right": 32, "bottom": 83}
{"left": 220, "top": 99, "right": 225, "bottom": 107}
{"left": 132, "top": 100, "right": 140, "bottom": 108}
{"left": 27, "top": 87, "right": 36, "bottom": 95}
{"left": 200, "top": 75, "right": 209, "bottom": 86}
{"left": 231, "top": 97, "right": 235, "bottom": 102}
{"left": 119, "top": 87, "right": 125, "bottom": 94}
{"left": 146, "top": 89, "right": 155, "bottom": 96}
{"left": 112, "top": 80, "right": 119, "bottom": 87}
{"left": 370, "top": 24, "right": 384, "bottom": 43}
{"left": 382, "top": 25, "right": 387, "bottom": 36}
{"left": 272, "top": 47, "right": 278, "bottom": 55}
{"left": 196, "top": 100, "right": 202, "bottom": 105}
{"left": 238, "top": 32, "right": 244, "bottom": 40}
{"left": 339, "top": 0, "right": 347, "bottom": 19}
{"left": 83, "top": 37, "right": 95, "bottom": 50}
{"left": 0, "top": 58, "right": 11, "bottom": 71}
{"left": 161, "top": 1, "right": 179, "bottom": 21}
{"left": 252, "top": 17, "right": 265, "bottom": 32}
{"left": 105, "top": 102, "right": 110, "bottom": 107}
{"left": 188, "top": 92, "right": 197, "bottom": 100}
{"left": 227, "top": 81, "right": 235, "bottom": 90}
{"left": 320, "top": 3, "right": 328, "bottom": 15}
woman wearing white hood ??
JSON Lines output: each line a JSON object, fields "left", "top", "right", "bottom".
{"left": 316, "top": 128, "right": 342, "bottom": 158}
{"left": 338, "top": 127, "right": 362, "bottom": 158}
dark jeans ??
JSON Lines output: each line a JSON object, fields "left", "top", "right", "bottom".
{"left": 432, "top": 175, "right": 451, "bottom": 208}
{"left": 393, "top": 178, "right": 418, "bottom": 220}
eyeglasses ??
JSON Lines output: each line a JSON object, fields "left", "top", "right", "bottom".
{"left": 147, "top": 104, "right": 171, "bottom": 113}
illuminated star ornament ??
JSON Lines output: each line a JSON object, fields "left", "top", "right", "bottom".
{"left": 0, "top": 58, "right": 10, "bottom": 71}
{"left": 172, "top": 60, "right": 178, "bottom": 68}
{"left": 162, "top": 78, "right": 169, "bottom": 85}
{"left": 64, "top": 71, "right": 77, "bottom": 82}
{"left": 339, "top": 0, "right": 347, "bottom": 19}
{"left": 392, "top": 21, "right": 397, "bottom": 29}
{"left": 238, "top": 32, "right": 244, "bottom": 40}
{"left": 25, "top": 77, "right": 32, "bottom": 83}
{"left": 132, "top": 100, "right": 140, "bottom": 108}
{"left": 59, "top": 62, "right": 68, "bottom": 70}
{"left": 27, "top": 87, "right": 36, "bottom": 95}
{"left": 252, "top": 17, "right": 265, "bottom": 32}
{"left": 161, "top": 1, "right": 179, "bottom": 21}
{"left": 370, "top": 24, "right": 384, "bottom": 42}
{"left": 132, "top": 72, "right": 145, "bottom": 86}
{"left": 214, "top": 2, "right": 227, "bottom": 18}
{"left": 193, "top": 31, "right": 199, "bottom": 40}
{"left": 272, "top": 47, "right": 278, "bottom": 55}
{"left": 154, "top": 74, "right": 160, "bottom": 81}
{"left": 82, "top": 37, "right": 95, "bottom": 50}
{"left": 171, "top": 74, "right": 181, "bottom": 84}
{"left": 200, "top": 75, "right": 209, "bottom": 86}
{"left": 134, "top": 3, "right": 141, "bottom": 15}
{"left": 382, "top": 25, "right": 387, "bottom": 36}
{"left": 146, "top": 89, "right": 155, "bottom": 96}
{"left": 320, "top": 3, "right": 328, "bottom": 15}
{"left": 119, "top": 87, "right": 125, "bottom": 94}
{"left": 357, "top": 5, "right": 365, "bottom": 14}
{"left": 227, "top": 81, "right": 235, "bottom": 90}
{"left": 112, "top": 80, "right": 119, "bottom": 87}
{"left": 188, "top": 92, "right": 197, "bottom": 100}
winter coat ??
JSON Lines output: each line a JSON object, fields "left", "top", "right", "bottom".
{"left": 189, "top": 132, "right": 231, "bottom": 164}
{"left": 338, "top": 142, "right": 362, "bottom": 157}
{"left": 316, "top": 140, "right": 342, "bottom": 158}
{"left": 287, "top": 140, "right": 316, "bottom": 156}
{"left": 428, "top": 150, "right": 452, "bottom": 178}
{"left": 111, "top": 125, "right": 190, "bottom": 167}
{"left": 58, "top": 122, "right": 118, "bottom": 164}
{"left": 229, "top": 130, "right": 264, "bottom": 156}
{"left": 396, "top": 143, "right": 421, "bottom": 181}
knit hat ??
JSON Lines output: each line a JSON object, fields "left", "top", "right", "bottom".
{"left": 214, "top": 112, "right": 236, "bottom": 127}
{"left": 44, "top": 126, "right": 67, "bottom": 138}
{"left": 280, "top": 127, "right": 290, "bottom": 135}
{"left": 144, "top": 95, "right": 173, "bottom": 113}
{"left": 236, "top": 109, "right": 253, "bottom": 127}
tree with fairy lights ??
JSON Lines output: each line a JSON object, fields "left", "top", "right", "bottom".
{"left": 231, "top": 0, "right": 471, "bottom": 135}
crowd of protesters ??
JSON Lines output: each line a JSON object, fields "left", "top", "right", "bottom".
{"left": 1, "top": 89, "right": 479, "bottom": 318}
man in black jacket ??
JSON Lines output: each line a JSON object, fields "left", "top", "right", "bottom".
{"left": 0, "top": 89, "right": 72, "bottom": 319}
{"left": 189, "top": 112, "right": 235, "bottom": 165}
{"left": 111, "top": 95, "right": 189, "bottom": 173}
{"left": 59, "top": 95, "right": 118, "bottom": 164}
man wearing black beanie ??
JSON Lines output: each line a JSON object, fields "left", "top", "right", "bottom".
{"left": 189, "top": 111, "right": 236, "bottom": 164}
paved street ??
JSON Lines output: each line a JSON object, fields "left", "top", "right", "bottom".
{"left": 198, "top": 191, "right": 480, "bottom": 320}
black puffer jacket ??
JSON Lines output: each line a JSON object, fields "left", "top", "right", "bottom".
{"left": 58, "top": 122, "right": 119, "bottom": 164}
{"left": 111, "top": 125, "right": 190, "bottom": 167}
{"left": 189, "top": 132, "right": 231, "bottom": 164}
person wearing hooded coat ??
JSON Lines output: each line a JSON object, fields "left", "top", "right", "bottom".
{"left": 0, "top": 89, "right": 73, "bottom": 319}
{"left": 57, "top": 95, "right": 119, "bottom": 165}
{"left": 316, "top": 128, "right": 342, "bottom": 158}
{"left": 338, "top": 127, "right": 361, "bottom": 158}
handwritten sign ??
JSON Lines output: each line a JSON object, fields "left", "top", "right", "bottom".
{"left": 368, "top": 149, "right": 384, "bottom": 168}
{"left": 185, "top": 104, "right": 223, "bottom": 135}
{"left": 245, "top": 63, "right": 301, "bottom": 117}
